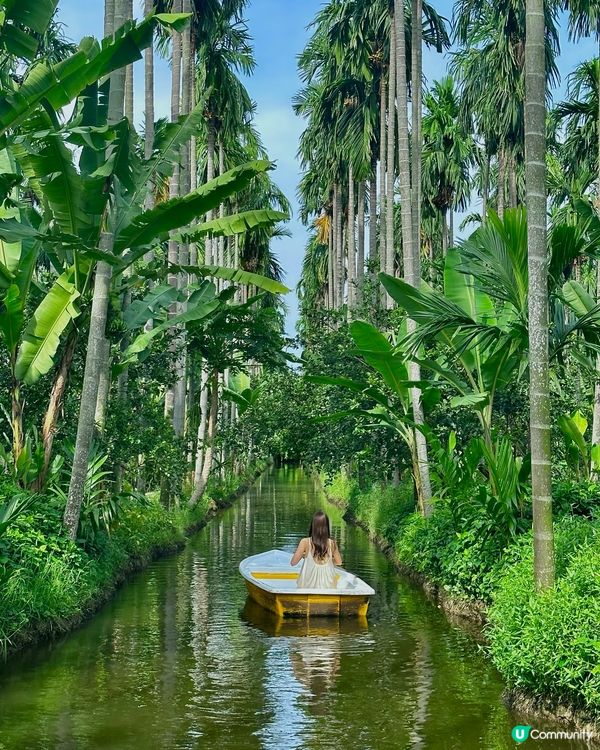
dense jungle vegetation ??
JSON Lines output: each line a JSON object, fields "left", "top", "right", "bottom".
{"left": 0, "top": 0, "right": 599, "bottom": 728}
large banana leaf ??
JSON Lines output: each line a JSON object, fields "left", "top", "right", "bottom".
{"left": 171, "top": 265, "right": 289, "bottom": 295}
{"left": 0, "top": 0, "right": 58, "bottom": 60}
{"left": 0, "top": 13, "right": 190, "bottom": 135}
{"left": 117, "top": 298, "right": 220, "bottom": 371}
{"left": 113, "top": 161, "right": 272, "bottom": 254}
{"left": 15, "top": 272, "right": 80, "bottom": 384}
{"left": 0, "top": 284, "right": 23, "bottom": 354}
{"left": 114, "top": 102, "right": 208, "bottom": 233}
{"left": 123, "top": 284, "right": 182, "bottom": 330}
{"left": 15, "top": 114, "right": 88, "bottom": 237}
{"left": 0, "top": 149, "right": 22, "bottom": 282}
{"left": 175, "top": 209, "right": 289, "bottom": 243}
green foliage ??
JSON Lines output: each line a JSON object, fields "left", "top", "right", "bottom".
{"left": 488, "top": 518, "right": 600, "bottom": 712}
{"left": 0, "top": 464, "right": 260, "bottom": 654}
{"left": 553, "top": 478, "right": 600, "bottom": 518}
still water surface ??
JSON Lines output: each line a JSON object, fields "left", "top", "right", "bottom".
{"left": 0, "top": 468, "right": 587, "bottom": 749}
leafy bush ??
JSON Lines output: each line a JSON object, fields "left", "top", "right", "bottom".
{"left": 553, "top": 478, "right": 600, "bottom": 518}
{"left": 393, "top": 509, "right": 505, "bottom": 601}
{"left": 487, "top": 517, "right": 600, "bottom": 713}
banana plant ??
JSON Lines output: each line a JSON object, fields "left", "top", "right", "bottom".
{"left": 0, "top": 10, "right": 286, "bottom": 483}
{"left": 557, "top": 409, "right": 600, "bottom": 480}
{"left": 307, "top": 320, "right": 440, "bottom": 512}
{"left": 222, "top": 372, "right": 262, "bottom": 416}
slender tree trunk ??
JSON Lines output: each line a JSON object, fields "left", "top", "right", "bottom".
{"left": 124, "top": 0, "right": 134, "bottom": 124}
{"left": 118, "top": 0, "right": 134, "bottom": 410}
{"left": 205, "top": 122, "right": 216, "bottom": 264}
{"left": 497, "top": 146, "right": 506, "bottom": 219}
{"left": 385, "top": 20, "right": 396, "bottom": 306}
{"left": 333, "top": 183, "right": 341, "bottom": 308}
{"left": 347, "top": 166, "right": 356, "bottom": 312}
{"left": 218, "top": 141, "right": 226, "bottom": 284}
{"left": 172, "top": 0, "right": 191, "bottom": 437}
{"left": 64, "top": 0, "right": 126, "bottom": 539}
{"left": 189, "top": 370, "right": 219, "bottom": 507}
{"left": 441, "top": 210, "right": 448, "bottom": 256}
{"left": 357, "top": 180, "right": 365, "bottom": 307}
{"left": 525, "top": 0, "right": 554, "bottom": 589}
{"left": 482, "top": 149, "right": 490, "bottom": 223}
{"left": 394, "top": 0, "right": 433, "bottom": 516}
{"left": 328, "top": 220, "right": 334, "bottom": 309}
{"left": 379, "top": 74, "right": 387, "bottom": 284}
{"left": 94, "top": 336, "right": 111, "bottom": 432}
{"left": 164, "top": 0, "right": 182, "bottom": 426}
{"left": 368, "top": 167, "right": 377, "bottom": 271}
{"left": 508, "top": 149, "right": 518, "bottom": 208}
{"left": 448, "top": 209, "right": 454, "bottom": 249}
{"left": 411, "top": 0, "right": 423, "bottom": 269}
{"left": 142, "top": 0, "right": 155, "bottom": 297}
{"left": 37, "top": 330, "right": 78, "bottom": 489}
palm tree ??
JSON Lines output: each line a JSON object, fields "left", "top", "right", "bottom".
{"left": 421, "top": 77, "right": 474, "bottom": 254}
{"left": 452, "top": 0, "right": 559, "bottom": 219}
{"left": 525, "top": 0, "right": 555, "bottom": 589}
{"left": 64, "top": 0, "right": 128, "bottom": 538}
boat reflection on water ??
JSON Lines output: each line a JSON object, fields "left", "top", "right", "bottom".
{"left": 241, "top": 598, "right": 369, "bottom": 637}
{"left": 242, "top": 599, "right": 368, "bottom": 715}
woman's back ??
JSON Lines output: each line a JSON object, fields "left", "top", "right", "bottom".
{"left": 297, "top": 538, "right": 337, "bottom": 589}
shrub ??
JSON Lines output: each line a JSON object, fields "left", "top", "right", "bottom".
{"left": 487, "top": 517, "right": 600, "bottom": 713}
{"left": 553, "top": 479, "right": 600, "bottom": 518}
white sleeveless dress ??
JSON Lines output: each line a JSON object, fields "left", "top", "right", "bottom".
{"left": 297, "top": 539, "right": 337, "bottom": 589}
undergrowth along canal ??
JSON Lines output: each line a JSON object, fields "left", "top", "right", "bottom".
{"left": 0, "top": 467, "right": 587, "bottom": 749}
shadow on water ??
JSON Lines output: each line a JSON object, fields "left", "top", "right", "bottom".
{"left": 0, "top": 466, "right": 589, "bottom": 749}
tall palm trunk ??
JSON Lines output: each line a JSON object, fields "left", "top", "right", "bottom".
{"left": 508, "top": 149, "right": 518, "bottom": 208}
{"left": 332, "top": 183, "right": 340, "bottom": 308}
{"left": 385, "top": 20, "right": 396, "bottom": 306}
{"left": 116, "top": 0, "right": 135, "bottom": 405}
{"left": 378, "top": 74, "right": 387, "bottom": 286}
{"left": 172, "top": 0, "right": 191, "bottom": 437}
{"left": 347, "top": 166, "right": 356, "bottom": 311}
{"left": 394, "top": 0, "right": 433, "bottom": 516}
{"left": 525, "top": 0, "right": 554, "bottom": 589}
{"left": 482, "top": 148, "right": 490, "bottom": 223}
{"left": 368, "top": 168, "right": 377, "bottom": 290}
{"left": 497, "top": 145, "right": 506, "bottom": 219}
{"left": 189, "top": 370, "right": 219, "bottom": 507}
{"left": 328, "top": 219, "right": 334, "bottom": 309}
{"left": 164, "top": 0, "right": 182, "bottom": 426}
{"left": 124, "top": 0, "right": 134, "bottom": 124}
{"left": 411, "top": 0, "right": 423, "bottom": 264}
{"left": 205, "top": 121, "right": 216, "bottom": 264}
{"left": 356, "top": 179, "right": 365, "bottom": 307}
{"left": 143, "top": 0, "right": 155, "bottom": 279}
{"left": 64, "top": 0, "right": 127, "bottom": 539}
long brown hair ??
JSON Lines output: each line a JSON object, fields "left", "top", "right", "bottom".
{"left": 309, "top": 511, "right": 331, "bottom": 561}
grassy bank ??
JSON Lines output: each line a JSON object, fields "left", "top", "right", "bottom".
{"left": 324, "top": 471, "right": 600, "bottom": 724}
{"left": 0, "top": 463, "right": 266, "bottom": 657}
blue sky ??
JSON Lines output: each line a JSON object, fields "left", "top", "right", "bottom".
{"left": 57, "top": 1, "right": 598, "bottom": 336}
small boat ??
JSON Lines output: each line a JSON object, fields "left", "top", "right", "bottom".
{"left": 239, "top": 549, "right": 375, "bottom": 618}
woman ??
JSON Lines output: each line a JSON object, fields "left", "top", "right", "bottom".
{"left": 291, "top": 510, "right": 342, "bottom": 589}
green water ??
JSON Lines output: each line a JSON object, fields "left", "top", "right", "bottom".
{"left": 0, "top": 468, "right": 588, "bottom": 749}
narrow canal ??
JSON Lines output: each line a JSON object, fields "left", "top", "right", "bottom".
{"left": 0, "top": 467, "right": 586, "bottom": 749}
